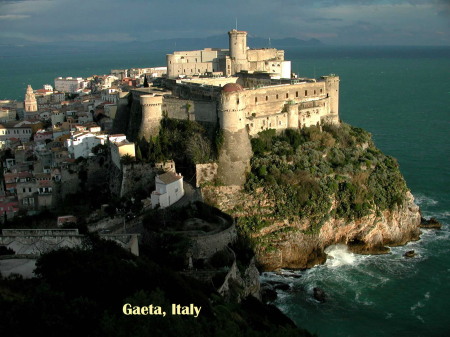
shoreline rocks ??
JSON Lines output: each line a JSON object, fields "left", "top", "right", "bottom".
{"left": 419, "top": 217, "right": 442, "bottom": 229}
{"left": 255, "top": 191, "right": 422, "bottom": 271}
{"left": 403, "top": 250, "right": 416, "bottom": 258}
{"left": 313, "top": 287, "right": 326, "bottom": 303}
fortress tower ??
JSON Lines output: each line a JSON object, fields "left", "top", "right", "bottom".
{"left": 217, "top": 83, "right": 253, "bottom": 186}
{"left": 228, "top": 29, "right": 248, "bottom": 74}
{"left": 287, "top": 102, "right": 299, "bottom": 129}
{"left": 24, "top": 85, "right": 37, "bottom": 113}
{"left": 138, "top": 94, "right": 163, "bottom": 140}
{"left": 323, "top": 75, "right": 340, "bottom": 123}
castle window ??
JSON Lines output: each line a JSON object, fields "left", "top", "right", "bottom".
{"left": 266, "top": 96, "right": 268, "bottom": 101}
{"left": 305, "top": 90, "right": 308, "bottom": 96}
{"left": 296, "top": 91, "right": 298, "bottom": 97}
{"left": 286, "top": 93, "right": 289, "bottom": 98}
{"left": 320, "top": 88, "right": 323, "bottom": 93}
{"left": 255, "top": 97, "right": 258, "bottom": 103}
{"left": 237, "top": 98, "right": 240, "bottom": 104}
{"left": 276, "top": 94, "right": 279, "bottom": 99}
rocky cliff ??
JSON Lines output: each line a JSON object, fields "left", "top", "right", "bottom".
{"left": 203, "top": 186, "right": 421, "bottom": 271}
{"left": 255, "top": 191, "right": 421, "bottom": 270}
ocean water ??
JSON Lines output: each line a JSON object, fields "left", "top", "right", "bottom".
{"left": 267, "top": 46, "right": 450, "bottom": 337}
{"left": 1, "top": 45, "right": 449, "bottom": 336}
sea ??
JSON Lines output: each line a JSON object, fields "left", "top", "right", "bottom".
{"left": 1, "top": 44, "right": 449, "bottom": 337}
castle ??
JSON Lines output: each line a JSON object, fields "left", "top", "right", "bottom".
{"left": 117, "top": 29, "right": 340, "bottom": 185}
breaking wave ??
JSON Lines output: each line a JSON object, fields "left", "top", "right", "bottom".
{"left": 324, "top": 244, "right": 356, "bottom": 267}
{"left": 414, "top": 193, "right": 438, "bottom": 207}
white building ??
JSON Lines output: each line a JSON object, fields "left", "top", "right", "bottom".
{"left": 151, "top": 171, "right": 184, "bottom": 209}
{"left": 65, "top": 131, "right": 105, "bottom": 159}
{"left": 54, "top": 77, "right": 88, "bottom": 94}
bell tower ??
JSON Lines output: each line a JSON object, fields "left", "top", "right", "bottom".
{"left": 24, "top": 85, "right": 38, "bottom": 113}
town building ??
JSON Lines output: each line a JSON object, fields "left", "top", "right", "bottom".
{"left": 54, "top": 77, "right": 89, "bottom": 94}
{"left": 108, "top": 134, "right": 136, "bottom": 168}
{"left": 65, "top": 131, "right": 105, "bottom": 159}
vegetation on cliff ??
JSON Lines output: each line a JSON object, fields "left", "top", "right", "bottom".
{"left": 241, "top": 124, "right": 408, "bottom": 234}
{"left": 135, "top": 117, "right": 219, "bottom": 175}
{"left": 0, "top": 236, "right": 313, "bottom": 337}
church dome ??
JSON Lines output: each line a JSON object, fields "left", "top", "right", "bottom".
{"left": 222, "top": 83, "right": 243, "bottom": 93}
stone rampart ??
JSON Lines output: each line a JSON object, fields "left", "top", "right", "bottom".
{"left": 0, "top": 232, "right": 139, "bottom": 256}
{"left": 2, "top": 229, "right": 79, "bottom": 236}
{"left": 190, "top": 223, "right": 237, "bottom": 259}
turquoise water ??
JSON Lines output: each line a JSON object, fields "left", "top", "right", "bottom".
{"left": 1, "top": 45, "right": 449, "bottom": 336}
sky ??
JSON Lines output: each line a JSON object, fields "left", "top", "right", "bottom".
{"left": 0, "top": 0, "right": 449, "bottom": 46}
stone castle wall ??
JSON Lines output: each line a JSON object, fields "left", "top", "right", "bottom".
{"left": 190, "top": 223, "right": 237, "bottom": 260}
{"left": 195, "top": 163, "right": 218, "bottom": 187}
{"left": 120, "top": 163, "right": 155, "bottom": 198}
{"left": 163, "top": 98, "right": 217, "bottom": 123}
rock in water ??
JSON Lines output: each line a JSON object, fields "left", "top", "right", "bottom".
{"left": 404, "top": 250, "right": 416, "bottom": 258}
{"left": 261, "top": 285, "right": 278, "bottom": 303}
{"left": 420, "top": 217, "right": 442, "bottom": 229}
{"left": 313, "top": 287, "right": 326, "bottom": 303}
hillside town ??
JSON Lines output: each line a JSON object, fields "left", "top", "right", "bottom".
{"left": 0, "top": 66, "right": 168, "bottom": 221}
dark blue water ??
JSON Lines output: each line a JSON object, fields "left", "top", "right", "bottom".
{"left": 270, "top": 46, "right": 450, "bottom": 337}
{"left": 1, "top": 45, "right": 449, "bottom": 336}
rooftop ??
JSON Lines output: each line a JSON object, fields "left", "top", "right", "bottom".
{"left": 158, "top": 171, "right": 182, "bottom": 185}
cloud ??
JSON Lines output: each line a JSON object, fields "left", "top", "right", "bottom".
{"left": 0, "top": 0, "right": 448, "bottom": 45}
{"left": 64, "top": 33, "right": 137, "bottom": 42}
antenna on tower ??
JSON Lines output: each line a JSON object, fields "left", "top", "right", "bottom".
{"left": 269, "top": 37, "right": 271, "bottom": 48}
{"left": 235, "top": 17, "right": 238, "bottom": 30}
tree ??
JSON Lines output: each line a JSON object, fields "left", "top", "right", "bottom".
{"left": 136, "top": 145, "right": 143, "bottom": 162}
{"left": 186, "top": 134, "right": 211, "bottom": 164}
{"left": 143, "top": 76, "right": 149, "bottom": 88}
{"left": 120, "top": 154, "right": 135, "bottom": 165}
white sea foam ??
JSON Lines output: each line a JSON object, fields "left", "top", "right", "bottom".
{"left": 324, "top": 244, "right": 356, "bottom": 267}
{"left": 414, "top": 193, "right": 438, "bottom": 207}
{"left": 411, "top": 301, "right": 424, "bottom": 311}
{"left": 355, "top": 291, "right": 374, "bottom": 306}
{"left": 410, "top": 291, "right": 431, "bottom": 324}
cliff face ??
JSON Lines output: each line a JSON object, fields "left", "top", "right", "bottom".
{"left": 203, "top": 186, "right": 421, "bottom": 271}
{"left": 256, "top": 191, "right": 421, "bottom": 270}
